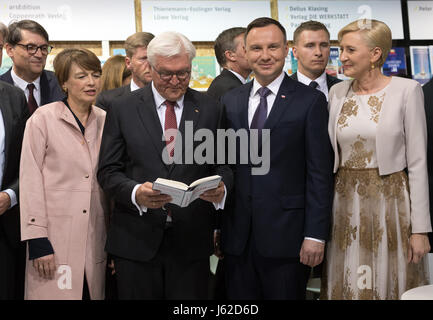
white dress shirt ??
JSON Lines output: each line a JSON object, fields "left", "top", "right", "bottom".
{"left": 249, "top": 71, "right": 324, "bottom": 244}
{"left": 130, "top": 78, "right": 141, "bottom": 92}
{"left": 0, "top": 110, "right": 17, "bottom": 208}
{"left": 11, "top": 69, "right": 42, "bottom": 106}
{"left": 228, "top": 69, "right": 248, "bottom": 85}
{"left": 296, "top": 70, "right": 329, "bottom": 101}
{"left": 131, "top": 82, "right": 226, "bottom": 216}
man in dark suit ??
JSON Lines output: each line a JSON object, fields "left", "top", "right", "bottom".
{"left": 291, "top": 20, "right": 341, "bottom": 100}
{"left": 207, "top": 27, "right": 251, "bottom": 100}
{"left": 0, "top": 79, "right": 30, "bottom": 298}
{"left": 221, "top": 17, "right": 334, "bottom": 300}
{"left": 423, "top": 77, "right": 433, "bottom": 251}
{"left": 1, "top": 20, "right": 64, "bottom": 112}
{"left": 95, "top": 32, "right": 155, "bottom": 111}
{"left": 97, "top": 31, "right": 233, "bottom": 299}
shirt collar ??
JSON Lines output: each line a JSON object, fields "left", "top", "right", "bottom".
{"left": 251, "top": 71, "right": 285, "bottom": 97}
{"left": 228, "top": 69, "right": 247, "bottom": 84}
{"left": 11, "top": 68, "right": 41, "bottom": 92}
{"left": 130, "top": 78, "right": 141, "bottom": 92}
{"left": 151, "top": 81, "right": 184, "bottom": 110}
{"left": 297, "top": 70, "right": 327, "bottom": 89}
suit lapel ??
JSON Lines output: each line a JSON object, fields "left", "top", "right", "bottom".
{"left": 238, "top": 82, "right": 253, "bottom": 130}
{"left": 264, "top": 74, "right": 296, "bottom": 132}
{"left": 136, "top": 86, "right": 168, "bottom": 170}
{"left": 170, "top": 89, "right": 200, "bottom": 174}
{"left": 1, "top": 69, "right": 14, "bottom": 85}
{"left": 40, "top": 71, "right": 50, "bottom": 106}
{"left": 0, "top": 85, "right": 13, "bottom": 167}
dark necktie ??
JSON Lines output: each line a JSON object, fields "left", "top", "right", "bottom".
{"left": 250, "top": 87, "right": 271, "bottom": 131}
{"left": 27, "top": 83, "right": 38, "bottom": 114}
{"left": 309, "top": 81, "right": 319, "bottom": 89}
{"left": 164, "top": 100, "right": 177, "bottom": 158}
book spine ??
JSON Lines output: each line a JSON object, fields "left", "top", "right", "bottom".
{"left": 181, "top": 191, "right": 192, "bottom": 207}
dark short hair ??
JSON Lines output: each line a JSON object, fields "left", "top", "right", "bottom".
{"left": 53, "top": 48, "right": 102, "bottom": 92}
{"left": 124, "top": 32, "right": 155, "bottom": 58}
{"left": 7, "top": 20, "right": 49, "bottom": 46}
{"left": 214, "top": 27, "right": 246, "bottom": 67}
{"left": 245, "top": 17, "right": 287, "bottom": 43}
{"left": 293, "top": 20, "right": 330, "bottom": 44}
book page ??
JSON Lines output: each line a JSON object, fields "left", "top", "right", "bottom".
{"left": 189, "top": 175, "right": 221, "bottom": 189}
{"left": 189, "top": 176, "right": 221, "bottom": 203}
{"left": 154, "top": 178, "right": 189, "bottom": 191}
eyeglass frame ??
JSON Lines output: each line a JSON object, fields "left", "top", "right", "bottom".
{"left": 15, "top": 43, "right": 53, "bottom": 55}
{"left": 153, "top": 67, "right": 191, "bottom": 81}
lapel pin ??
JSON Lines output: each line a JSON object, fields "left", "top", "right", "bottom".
{"left": 194, "top": 109, "right": 199, "bottom": 113}
{"left": 281, "top": 95, "right": 286, "bottom": 99}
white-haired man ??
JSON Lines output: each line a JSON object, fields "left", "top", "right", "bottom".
{"left": 97, "top": 31, "right": 233, "bottom": 299}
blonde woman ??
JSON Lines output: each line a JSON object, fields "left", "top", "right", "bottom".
{"left": 321, "top": 19, "right": 431, "bottom": 300}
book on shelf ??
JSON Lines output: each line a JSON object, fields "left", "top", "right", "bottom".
{"left": 152, "top": 175, "right": 221, "bottom": 207}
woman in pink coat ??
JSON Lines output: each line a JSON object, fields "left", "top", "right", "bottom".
{"left": 20, "top": 48, "right": 107, "bottom": 300}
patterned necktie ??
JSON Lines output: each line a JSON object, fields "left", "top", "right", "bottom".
{"left": 309, "top": 81, "right": 319, "bottom": 89}
{"left": 164, "top": 100, "right": 177, "bottom": 158}
{"left": 27, "top": 83, "right": 38, "bottom": 114}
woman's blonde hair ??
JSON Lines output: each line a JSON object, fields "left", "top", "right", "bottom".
{"left": 338, "top": 19, "right": 392, "bottom": 68}
{"left": 100, "top": 55, "right": 131, "bottom": 92}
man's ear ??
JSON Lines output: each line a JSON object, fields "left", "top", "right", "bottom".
{"left": 224, "top": 50, "right": 236, "bottom": 63}
{"left": 125, "top": 56, "right": 132, "bottom": 70}
{"left": 291, "top": 45, "right": 297, "bottom": 59}
{"left": 5, "top": 43, "right": 14, "bottom": 58}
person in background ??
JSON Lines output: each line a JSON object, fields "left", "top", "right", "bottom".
{"left": 1, "top": 20, "right": 64, "bottom": 114}
{"left": 322, "top": 19, "right": 431, "bottom": 300}
{"left": 0, "top": 21, "right": 30, "bottom": 300}
{"left": 207, "top": 27, "right": 251, "bottom": 100}
{"left": 423, "top": 77, "right": 433, "bottom": 251}
{"left": 291, "top": 20, "right": 341, "bottom": 101}
{"left": 0, "top": 22, "right": 7, "bottom": 63}
{"left": 19, "top": 48, "right": 108, "bottom": 300}
{"left": 95, "top": 32, "right": 154, "bottom": 111}
{"left": 100, "top": 55, "right": 131, "bottom": 93}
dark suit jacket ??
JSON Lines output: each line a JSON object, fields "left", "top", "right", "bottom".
{"left": 291, "top": 72, "right": 341, "bottom": 92}
{"left": 97, "top": 84, "right": 233, "bottom": 263}
{"left": 95, "top": 85, "right": 131, "bottom": 112}
{"left": 207, "top": 68, "right": 243, "bottom": 101}
{"left": 0, "top": 68, "right": 65, "bottom": 106}
{"left": 0, "top": 81, "right": 30, "bottom": 247}
{"left": 423, "top": 78, "right": 433, "bottom": 250}
{"left": 220, "top": 74, "right": 334, "bottom": 258}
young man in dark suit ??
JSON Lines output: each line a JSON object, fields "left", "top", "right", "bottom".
{"left": 97, "top": 31, "right": 233, "bottom": 299}
{"left": 291, "top": 20, "right": 341, "bottom": 101}
{"left": 207, "top": 27, "right": 251, "bottom": 100}
{"left": 423, "top": 77, "right": 433, "bottom": 251}
{"left": 221, "top": 17, "right": 334, "bottom": 299}
{"left": 1, "top": 20, "right": 64, "bottom": 112}
{"left": 0, "top": 26, "right": 30, "bottom": 298}
{"left": 95, "top": 32, "right": 155, "bottom": 111}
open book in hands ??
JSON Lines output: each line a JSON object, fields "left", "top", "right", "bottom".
{"left": 152, "top": 175, "right": 222, "bottom": 207}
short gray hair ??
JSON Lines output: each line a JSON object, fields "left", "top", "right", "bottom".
{"left": 147, "top": 31, "right": 196, "bottom": 67}
{"left": 0, "top": 22, "right": 8, "bottom": 40}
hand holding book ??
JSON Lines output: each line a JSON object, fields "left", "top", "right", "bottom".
{"left": 152, "top": 175, "right": 222, "bottom": 207}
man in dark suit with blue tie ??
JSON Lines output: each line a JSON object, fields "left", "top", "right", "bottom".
{"left": 221, "top": 17, "right": 334, "bottom": 299}
{"left": 0, "top": 20, "right": 64, "bottom": 113}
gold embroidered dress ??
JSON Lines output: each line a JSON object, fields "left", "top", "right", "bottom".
{"left": 321, "top": 86, "right": 428, "bottom": 300}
